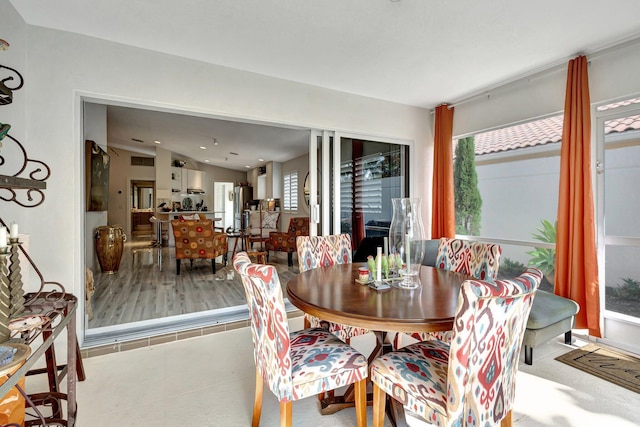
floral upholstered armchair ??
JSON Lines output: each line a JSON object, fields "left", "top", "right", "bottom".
{"left": 265, "top": 217, "right": 310, "bottom": 267}
{"left": 171, "top": 219, "right": 228, "bottom": 275}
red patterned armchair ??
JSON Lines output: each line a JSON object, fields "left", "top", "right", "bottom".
{"left": 265, "top": 217, "right": 310, "bottom": 266}
{"left": 171, "top": 219, "right": 228, "bottom": 275}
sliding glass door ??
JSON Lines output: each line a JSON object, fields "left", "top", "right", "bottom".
{"left": 316, "top": 132, "right": 410, "bottom": 253}
{"left": 596, "top": 100, "right": 640, "bottom": 352}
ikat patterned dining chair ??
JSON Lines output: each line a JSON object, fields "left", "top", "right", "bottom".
{"left": 371, "top": 267, "right": 542, "bottom": 427}
{"left": 233, "top": 252, "right": 368, "bottom": 427}
{"left": 296, "top": 234, "right": 370, "bottom": 343}
{"left": 398, "top": 238, "right": 503, "bottom": 347}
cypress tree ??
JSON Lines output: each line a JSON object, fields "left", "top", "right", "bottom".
{"left": 454, "top": 136, "right": 482, "bottom": 235}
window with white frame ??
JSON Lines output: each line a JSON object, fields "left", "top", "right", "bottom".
{"left": 454, "top": 114, "right": 563, "bottom": 287}
{"left": 283, "top": 171, "right": 298, "bottom": 211}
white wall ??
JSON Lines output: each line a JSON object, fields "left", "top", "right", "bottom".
{"left": 477, "top": 153, "right": 560, "bottom": 242}
{"left": 107, "top": 147, "right": 156, "bottom": 233}
{"left": 83, "top": 103, "right": 108, "bottom": 271}
{"left": 0, "top": 13, "right": 429, "bottom": 343}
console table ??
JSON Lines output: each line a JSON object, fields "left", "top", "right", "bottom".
{"left": 0, "top": 291, "right": 81, "bottom": 427}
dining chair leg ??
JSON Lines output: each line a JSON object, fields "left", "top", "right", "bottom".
{"left": 354, "top": 378, "right": 366, "bottom": 427}
{"left": 304, "top": 315, "right": 311, "bottom": 330}
{"left": 212, "top": 258, "right": 216, "bottom": 274}
{"left": 500, "top": 410, "right": 513, "bottom": 427}
{"left": 176, "top": 259, "right": 181, "bottom": 275}
{"left": 252, "top": 368, "right": 263, "bottom": 427}
{"left": 280, "top": 401, "right": 292, "bottom": 427}
{"left": 372, "top": 383, "right": 386, "bottom": 427}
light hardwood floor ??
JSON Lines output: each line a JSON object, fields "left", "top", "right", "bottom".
{"left": 89, "top": 236, "right": 299, "bottom": 329}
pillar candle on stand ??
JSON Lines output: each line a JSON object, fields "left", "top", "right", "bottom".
{"left": 376, "top": 246, "right": 382, "bottom": 282}
{"left": 383, "top": 237, "right": 388, "bottom": 256}
{"left": 9, "top": 223, "right": 18, "bottom": 240}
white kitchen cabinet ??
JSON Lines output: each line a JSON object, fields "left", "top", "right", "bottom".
{"left": 257, "top": 174, "right": 266, "bottom": 199}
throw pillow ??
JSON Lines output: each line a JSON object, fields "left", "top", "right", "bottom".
{"left": 262, "top": 211, "right": 280, "bottom": 229}
{"left": 180, "top": 213, "right": 200, "bottom": 221}
{"left": 249, "top": 211, "right": 261, "bottom": 229}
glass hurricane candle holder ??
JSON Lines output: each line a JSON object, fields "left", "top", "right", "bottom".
{"left": 388, "top": 198, "right": 425, "bottom": 289}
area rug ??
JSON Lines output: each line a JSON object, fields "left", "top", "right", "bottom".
{"left": 555, "top": 343, "right": 640, "bottom": 394}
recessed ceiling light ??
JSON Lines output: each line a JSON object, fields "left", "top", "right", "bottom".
{"left": 154, "top": 140, "right": 161, "bottom": 144}
{"left": 258, "top": 158, "right": 264, "bottom": 162}
{"left": 200, "top": 146, "right": 206, "bottom": 150}
{"left": 245, "top": 165, "right": 251, "bottom": 168}
{"left": 204, "top": 159, "right": 210, "bottom": 163}
{"left": 213, "top": 138, "right": 218, "bottom": 146}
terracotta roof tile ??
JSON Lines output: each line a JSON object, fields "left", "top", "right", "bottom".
{"left": 472, "top": 115, "right": 563, "bottom": 155}
{"left": 460, "top": 110, "right": 640, "bottom": 156}
{"left": 597, "top": 98, "right": 640, "bottom": 111}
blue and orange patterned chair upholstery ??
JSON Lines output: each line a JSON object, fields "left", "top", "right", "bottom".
{"left": 265, "top": 217, "right": 310, "bottom": 266}
{"left": 171, "top": 219, "right": 228, "bottom": 275}
{"left": 233, "top": 252, "right": 368, "bottom": 427}
{"left": 435, "top": 237, "right": 502, "bottom": 281}
{"left": 371, "top": 267, "right": 542, "bottom": 427}
{"left": 296, "top": 234, "right": 370, "bottom": 343}
{"left": 401, "top": 238, "right": 503, "bottom": 346}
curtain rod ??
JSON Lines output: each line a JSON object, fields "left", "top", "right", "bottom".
{"left": 431, "top": 33, "right": 640, "bottom": 113}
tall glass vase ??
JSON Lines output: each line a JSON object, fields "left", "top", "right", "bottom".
{"left": 388, "top": 198, "right": 425, "bottom": 289}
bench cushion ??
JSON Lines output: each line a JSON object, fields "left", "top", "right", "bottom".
{"left": 527, "top": 290, "right": 579, "bottom": 330}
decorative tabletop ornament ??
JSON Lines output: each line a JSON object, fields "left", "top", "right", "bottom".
{"left": 380, "top": 253, "right": 389, "bottom": 279}
{"left": 366, "top": 255, "right": 376, "bottom": 276}
{"left": 388, "top": 198, "right": 426, "bottom": 289}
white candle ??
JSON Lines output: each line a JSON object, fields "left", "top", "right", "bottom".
{"left": 405, "top": 233, "right": 411, "bottom": 273}
{"left": 0, "top": 227, "right": 6, "bottom": 248}
{"left": 383, "top": 237, "right": 388, "bottom": 256}
{"left": 376, "top": 246, "right": 382, "bottom": 282}
{"left": 9, "top": 222, "right": 18, "bottom": 239}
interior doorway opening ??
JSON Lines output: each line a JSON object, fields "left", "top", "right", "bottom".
{"left": 213, "top": 181, "right": 234, "bottom": 232}
{"left": 130, "top": 180, "right": 155, "bottom": 238}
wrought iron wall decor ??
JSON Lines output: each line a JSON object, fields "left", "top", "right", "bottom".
{"left": 0, "top": 63, "right": 50, "bottom": 207}
{"left": 0, "top": 63, "right": 23, "bottom": 106}
{"left": 0, "top": 133, "right": 50, "bottom": 207}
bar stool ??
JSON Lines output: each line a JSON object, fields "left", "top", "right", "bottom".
{"left": 149, "top": 216, "right": 168, "bottom": 268}
{"left": 149, "top": 216, "right": 162, "bottom": 247}
{"left": 244, "top": 234, "right": 267, "bottom": 264}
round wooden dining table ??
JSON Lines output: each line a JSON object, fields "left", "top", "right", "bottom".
{"left": 286, "top": 262, "right": 472, "bottom": 333}
{"left": 286, "top": 262, "right": 474, "bottom": 426}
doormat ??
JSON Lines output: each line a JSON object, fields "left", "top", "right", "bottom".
{"left": 555, "top": 343, "right": 640, "bottom": 394}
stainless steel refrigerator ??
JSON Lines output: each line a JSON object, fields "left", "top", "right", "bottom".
{"left": 233, "top": 186, "right": 253, "bottom": 231}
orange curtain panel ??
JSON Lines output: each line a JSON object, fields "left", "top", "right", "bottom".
{"left": 555, "top": 55, "right": 601, "bottom": 337}
{"left": 431, "top": 104, "right": 456, "bottom": 239}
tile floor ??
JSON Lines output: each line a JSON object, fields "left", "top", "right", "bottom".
{"left": 65, "top": 316, "right": 639, "bottom": 426}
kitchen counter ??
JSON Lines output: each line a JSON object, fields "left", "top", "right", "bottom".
{"left": 156, "top": 210, "right": 219, "bottom": 217}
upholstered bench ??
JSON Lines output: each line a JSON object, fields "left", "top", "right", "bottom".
{"left": 523, "top": 290, "right": 579, "bottom": 365}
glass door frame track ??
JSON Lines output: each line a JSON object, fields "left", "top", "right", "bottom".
{"left": 595, "top": 102, "right": 640, "bottom": 336}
